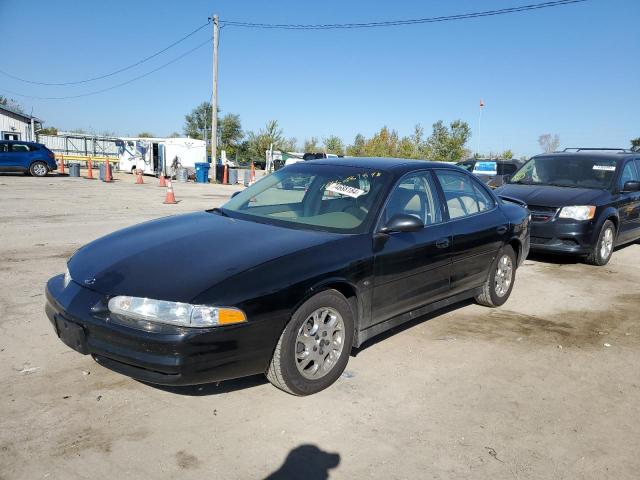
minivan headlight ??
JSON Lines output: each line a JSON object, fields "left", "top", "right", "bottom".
{"left": 558, "top": 206, "right": 596, "bottom": 221}
{"left": 107, "top": 296, "right": 246, "bottom": 328}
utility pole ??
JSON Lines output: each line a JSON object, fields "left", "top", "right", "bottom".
{"left": 210, "top": 14, "right": 219, "bottom": 182}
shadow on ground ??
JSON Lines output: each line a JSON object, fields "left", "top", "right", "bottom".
{"left": 142, "top": 374, "right": 267, "bottom": 396}
{"left": 264, "top": 444, "right": 340, "bottom": 480}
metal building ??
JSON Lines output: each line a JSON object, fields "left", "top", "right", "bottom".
{"left": 0, "top": 104, "right": 42, "bottom": 141}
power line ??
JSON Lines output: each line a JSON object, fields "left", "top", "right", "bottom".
{"left": 1, "top": 37, "right": 212, "bottom": 100}
{"left": 222, "top": 0, "right": 587, "bottom": 30}
{"left": 0, "top": 20, "right": 211, "bottom": 86}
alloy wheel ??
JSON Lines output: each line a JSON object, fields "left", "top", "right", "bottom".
{"left": 494, "top": 254, "right": 513, "bottom": 298}
{"left": 600, "top": 227, "right": 614, "bottom": 260}
{"left": 295, "top": 307, "right": 345, "bottom": 380}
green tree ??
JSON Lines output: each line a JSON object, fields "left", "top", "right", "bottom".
{"left": 246, "top": 120, "right": 287, "bottom": 161}
{"left": 631, "top": 137, "right": 640, "bottom": 152}
{"left": 323, "top": 135, "right": 345, "bottom": 155}
{"left": 304, "top": 136, "right": 320, "bottom": 152}
{"left": 219, "top": 113, "right": 243, "bottom": 157}
{"left": 184, "top": 102, "right": 213, "bottom": 140}
{"left": 538, "top": 133, "right": 560, "bottom": 153}
{"left": 138, "top": 132, "right": 154, "bottom": 138}
{"left": 168, "top": 132, "right": 181, "bottom": 138}
{"left": 282, "top": 137, "right": 298, "bottom": 152}
{"left": 427, "top": 120, "right": 471, "bottom": 162}
{"left": 501, "top": 149, "right": 514, "bottom": 159}
{"left": 38, "top": 127, "right": 58, "bottom": 135}
{"left": 346, "top": 134, "right": 366, "bottom": 156}
{"left": 0, "top": 96, "right": 23, "bottom": 112}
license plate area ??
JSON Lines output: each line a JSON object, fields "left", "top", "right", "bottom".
{"left": 55, "top": 316, "right": 89, "bottom": 354}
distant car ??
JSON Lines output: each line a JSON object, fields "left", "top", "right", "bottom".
{"left": 46, "top": 158, "right": 529, "bottom": 395}
{"left": 0, "top": 140, "right": 57, "bottom": 177}
{"left": 457, "top": 158, "right": 523, "bottom": 189}
{"left": 496, "top": 149, "right": 640, "bottom": 266}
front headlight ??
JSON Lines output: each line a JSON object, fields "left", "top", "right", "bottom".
{"left": 558, "top": 205, "right": 596, "bottom": 221}
{"left": 107, "top": 296, "right": 246, "bottom": 328}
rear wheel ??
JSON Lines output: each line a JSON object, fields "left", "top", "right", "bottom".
{"left": 29, "top": 161, "right": 49, "bottom": 177}
{"left": 585, "top": 220, "right": 615, "bottom": 266}
{"left": 475, "top": 245, "right": 516, "bottom": 307}
{"left": 266, "top": 290, "right": 354, "bottom": 396}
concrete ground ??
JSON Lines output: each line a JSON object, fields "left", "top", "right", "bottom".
{"left": 1, "top": 172, "right": 639, "bottom": 480}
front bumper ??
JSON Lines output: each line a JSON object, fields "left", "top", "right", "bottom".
{"left": 45, "top": 274, "right": 277, "bottom": 385}
{"left": 529, "top": 219, "right": 596, "bottom": 255}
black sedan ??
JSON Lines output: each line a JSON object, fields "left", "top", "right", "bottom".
{"left": 46, "top": 158, "right": 530, "bottom": 395}
{"left": 496, "top": 149, "right": 640, "bottom": 265}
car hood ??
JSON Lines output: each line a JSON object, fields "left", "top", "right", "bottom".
{"left": 495, "top": 184, "right": 608, "bottom": 208}
{"left": 67, "top": 211, "right": 341, "bottom": 303}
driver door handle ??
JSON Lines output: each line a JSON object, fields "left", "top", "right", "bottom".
{"left": 436, "top": 238, "right": 450, "bottom": 249}
{"left": 496, "top": 225, "right": 508, "bottom": 235}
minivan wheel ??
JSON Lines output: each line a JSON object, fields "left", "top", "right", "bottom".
{"left": 29, "top": 161, "right": 49, "bottom": 177}
{"left": 475, "top": 245, "right": 516, "bottom": 307}
{"left": 585, "top": 220, "right": 615, "bottom": 266}
{"left": 266, "top": 289, "right": 354, "bottom": 396}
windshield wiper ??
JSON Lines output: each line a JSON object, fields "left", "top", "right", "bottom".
{"left": 209, "top": 207, "right": 229, "bottom": 217}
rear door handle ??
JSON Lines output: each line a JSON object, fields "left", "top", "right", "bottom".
{"left": 496, "top": 225, "right": 508, "bottom": 235}
{"left": 435, "top": 238, "right": 450, "bottom": 249}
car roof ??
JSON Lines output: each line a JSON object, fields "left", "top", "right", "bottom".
{"left": 305, "top": 156, "right": 461, "bottom": 172}
{"left": 531, "top": 151, "right": 636, "bottom": 164}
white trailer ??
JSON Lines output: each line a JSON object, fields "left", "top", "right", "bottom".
{"left": 116, "top": 137, "right": 206, "bottom": 176}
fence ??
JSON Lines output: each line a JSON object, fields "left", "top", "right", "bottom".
{"left": 36, "top": 133, "right": 119, "bottom": 158}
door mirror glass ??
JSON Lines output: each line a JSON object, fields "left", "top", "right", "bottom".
{"left": 380, "top": 214, "right": 424, "bottom": 233}
{"left": 622, "top": 180, "right": 640, "bottom": 192}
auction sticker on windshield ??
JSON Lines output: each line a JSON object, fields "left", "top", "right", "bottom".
{"left": 325, "top": 182, "right": 365, "bottom": 198}
{"left": 593, "top": 165, "right": 616, "bottom": 171}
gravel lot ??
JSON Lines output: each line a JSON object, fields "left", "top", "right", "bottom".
{"left": 1, "top": 172, "right": 639, "bottom": 480}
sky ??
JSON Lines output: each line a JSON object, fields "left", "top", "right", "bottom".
{"left": 1, "top": 0, "right": 638, "bottom": 158}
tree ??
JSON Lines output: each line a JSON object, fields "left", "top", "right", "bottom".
{"left": 0, "top": 95, "right": 23, "bottom": 112}
{"left": 346, "top": 134, "right": 366, "bottom": 156}
{"left": 538, "top": 133, "right": 560, "bottom": 153}
{"left": 631, "top": 137, "right": 640, "bottom": 152}
{"left": 282, "top": 137, "right": 298, "bottom": 152}
{"left": 323, "top": 135, "right": 345, "bottom": 155}
{"left": 219, "top": 113, "right": 243, "bottom": 157}
{"left": 427, "top": 120, "right": 471, "bottom": 162}
{"left": 246, "top": 120, "right": 287, "bottom": 161}
{"left": 304, "top": 136, "right": 320, "bottom": 152}
{"left": 501, "top": 149, "right": 514, "bottom": 159}
{"left": 184, "top": 102, "right": 213, "bottom": 140}
{"left": 38, "top": 127, "right": 58, "bottom": 135}
{"left": 168, "top": 132, "right": 181, "bottom": 138}
{"left": 138, "top": 132, "right": 154, "bottom": 138}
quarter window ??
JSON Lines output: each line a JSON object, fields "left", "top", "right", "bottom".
{"left": 382, "top": 172, "right": 442, "bottom": 226}
{"left": 435, "top": 171, "right": 495, "bottom": 219}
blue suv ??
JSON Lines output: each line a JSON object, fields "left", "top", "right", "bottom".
{"left": 0, "top": 140, "right": 58, "bottom": 176}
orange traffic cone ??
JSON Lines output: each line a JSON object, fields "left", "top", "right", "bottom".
{"left": 250, "top": 162, "right": 255, "bottom": 183}
{"left": 104, "top": 160, "right": 112, "bottom": 183}
{"left": 158, "top": 174, "right": 166, "bottom": 187}
{"left": 135, "top": 169, "right": 144, "bottom": 184}
{"left": 86, "top": 157, "right": 94, "bottom": 179}
{"left": 223, "top": 164, "right": 228, "bottom": 185}
{"left": 163, "top": 179, "right": 177, "bottom": 204}
{"left": 59, "top": 155, "right": 65, "bottom": 174}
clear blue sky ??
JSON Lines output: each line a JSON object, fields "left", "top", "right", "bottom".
{"left": 1, "top": 0, "right": 638, "bottom": 157}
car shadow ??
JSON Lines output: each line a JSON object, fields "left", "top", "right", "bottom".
{"left": 527, "top": 241, "right": 637, "bottom": 265}
{"left": 263, "top": 444, "right": 340, "bottom": 480}
{"left": 352, "top": 298, "right": 474, "bottom": 355}
{"left": 140, "top": 374, "right": 267, "bottom": 396}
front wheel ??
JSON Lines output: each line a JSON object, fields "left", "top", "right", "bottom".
{"left": 266, "top": 290, "right": 354, "bottom": 396}
{"left": 29, "top": 161, "right": 49, "bottom": 177}
{"left": 475, "top": 245, "right": 516, "bottom": 307}
{"left": 585, "top": 220, "right": 615, "bottom": 266}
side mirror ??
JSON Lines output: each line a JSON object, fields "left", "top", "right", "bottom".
{"left": 379, "top": 214, "right": 424, "bottom": 234}
{"left": 622, "top": 181, "right": 640, "bottom": 192}
{"left": 231, "top": 191, "right": 241, "bottom": 198}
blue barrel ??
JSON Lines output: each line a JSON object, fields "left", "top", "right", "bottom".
{"left": 195, "top": 162, "right": 210, "bottom": 183}
{"left": 68, "top": 163, "right": 80, "bottom": 177}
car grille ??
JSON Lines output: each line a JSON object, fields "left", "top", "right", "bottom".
{"left": 528, "top": 205, "right": 559, "bottom": 223}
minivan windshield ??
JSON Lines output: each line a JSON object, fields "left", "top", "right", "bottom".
{"left": 221, "top": 164, "right": 390, "bottom": 233}
{"left": 510, "top": 156, "right": 617, "bottom": 189}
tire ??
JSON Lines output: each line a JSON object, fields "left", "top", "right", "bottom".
{"left": 266, "top": 289, "right": 354, "bottom": 396}
{"left": 585, "top": 220, "right": 615, "bottom": 266}
{"left": 475, "top": 245, "right": 517, "bottom": 307}
{"left": 29, "top": 161, "right": 49, "bottom": 177}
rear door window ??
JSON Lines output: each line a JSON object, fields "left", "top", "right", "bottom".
{"left": 435, "top": 170, "right": 496, "bottom": 219}
{"left": 619, "top": 161, "right": 638, "bottom": 188}
{"left": 10, "top": 143, "right": 30, "bottom": 153}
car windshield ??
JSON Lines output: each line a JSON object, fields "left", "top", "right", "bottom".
{"left": 220, "top": 164, "right": 390, "bottom": 233}
{"left": 509, "top": 156, "right": 617, "bottom": 189}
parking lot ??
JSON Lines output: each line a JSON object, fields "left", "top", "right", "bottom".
{"left": 1, "top": 173, "right": 639, "bottom": 480}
